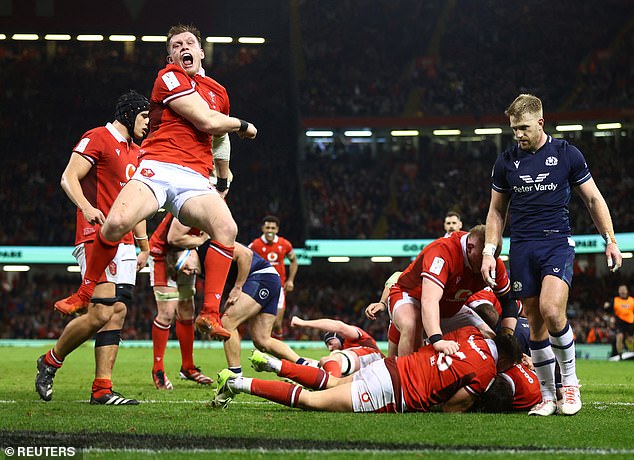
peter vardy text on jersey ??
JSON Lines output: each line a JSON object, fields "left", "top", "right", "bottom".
{"left": 513, "top": 183, "right": 558, "bottom": 193}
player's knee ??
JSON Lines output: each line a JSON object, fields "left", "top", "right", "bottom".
{"left": 395, "top": 315, "right": 417, "bottom": 333}
{"left": 89, "top": 305, "right": 114, "bottom": 328}
{"left": 157, "top": 300, "right": 177, "bottom": 322}
{"left": 213, "top": 218, "right": 238, "bottom": 243}
{"left": 540, "top": 307, "right": 565, "bottom": 330}
{"left": 102, "top": 215, "right": 129, "bottom": 240}
{"left": 252, "top": 333, "right": 272, "bottom": 351}
{"left": 111, "top": 302, "right": 127, "bottom": 324}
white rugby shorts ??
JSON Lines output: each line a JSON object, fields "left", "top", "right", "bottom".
{"left": 350, "top": 360, "right": 397, "bottom": 413}
{"left": 73, "top": 242, "right": 136, "bottom": 285}
{"left": 132, "top": 159, "right": 216, "bottom": 218}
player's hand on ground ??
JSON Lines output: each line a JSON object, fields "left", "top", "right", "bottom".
{"left": 238, "top": 123, "right": 257, "bottom": 139}
{"left": 81, "top": 205, "right": 106, "bottom": 226}
{"left": 365, "top": 302, "right": 386, "bottom": 320}
{"left": 480, "top": 255, "right": 497, "bottom": 288}
{"left": 433, "top": 339, "right": 460, "bottom": 355}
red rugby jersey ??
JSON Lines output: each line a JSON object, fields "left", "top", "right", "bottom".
{"left": 72, "top": 123, "right": 138, "bottom": 245}
{"left": 140, "top": 65, "right": 230, "bottom": 176}
{"left": 397, "top": 232, "right": 510, "bottom": 317}
{"left": 500, "top": 363, "right": 542, "bottom": 410}
{"left": 396, "top": 326, "right": 497, "bottom": 412}
{"left": 249, "top": 235, "right": 294, "bottom": 283}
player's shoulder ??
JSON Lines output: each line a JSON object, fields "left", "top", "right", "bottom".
{"left": 154, "top": 64, "right": 193, "bottom": 94}
{"left": 74, "top": 126, "right": 109, "bottom": 151}
{"left": 278, "top": 236, "right": 293, "bottom": 247}
{"left": 432, "top": 231, "right": 464, "bottom": 254}
{"left": 158, "top": 64, "right": 188, "bottom": 78}
{"left": 202, "top": 74, "right": 228, "bottom": 93}
{"left": 498, "top": 143, "right": 520, "bottom": 163}
{"left": 82, "top": 125, "right": 109, "bottom": 139}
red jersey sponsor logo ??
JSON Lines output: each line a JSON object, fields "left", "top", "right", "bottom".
{"left": 108, "top": 261, "right": 117, "bottom": 276}
{"left": 125, "top": 164, "right": 137, "bottom": 181}
{"left": 140, "top": 168, "right": 155, "bottom": 178}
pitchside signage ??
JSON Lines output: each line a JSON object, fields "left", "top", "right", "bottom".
{"left": 1, "top": 233, "right": 633, "bottom": 264}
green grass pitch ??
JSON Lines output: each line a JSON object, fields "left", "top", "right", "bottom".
{"left": 1, "top": 342, "right": 633, "bottom": 459}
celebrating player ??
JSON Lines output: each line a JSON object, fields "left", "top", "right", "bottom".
{"left": 54, "top": 23, "right": 257, "bottom": 342}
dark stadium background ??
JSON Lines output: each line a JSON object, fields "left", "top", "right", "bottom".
{"left": 0, "top": 0, "right": 633, "bottom": 352}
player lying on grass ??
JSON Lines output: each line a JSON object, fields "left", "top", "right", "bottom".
{"left": 289, "top": 316, "right": 384, "bottom": 377}
{"left": 213, "top": 326, "right": 518, "bottom": 413}
{"left": 166, "top": 241, "right": 308, "bottom": 382}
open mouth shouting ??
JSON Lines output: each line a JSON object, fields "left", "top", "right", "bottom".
{"left": 181, "top": 52, "right": 194, "bottom": 68}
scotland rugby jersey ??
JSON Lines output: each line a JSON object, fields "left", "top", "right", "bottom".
{"left": 491, "top": 135, "right": 591, "bottom": 242}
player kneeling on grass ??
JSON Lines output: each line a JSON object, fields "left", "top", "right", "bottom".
{"left": 290, "top": 316, "right": 384, "bottom": 377}
{"left": 167, "top": 242, "right": 307, "bottom": 387}
{"left": 213, "top": 326, "right": 517, "bottom": 413}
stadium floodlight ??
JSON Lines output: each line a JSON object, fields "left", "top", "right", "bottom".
{"left": 3, "top": 265, "right": 30, "bottom": 272}
{"left": 109, "top": 35, "right": 136, "bottom": 42}
{"left": 390, "top": 130, "right": 419, "bottom": 137}
{"left": 306, "top": 130, "right": 334, "bottom": 137}
{"left": 328, "top": 256, "right": 350, "bottom": 263}
{"left": 622, "top": 252, "right": 633, "bottom": 259}
{"left": 343, "top": 130, "right": 372, "bottom": 137}
{"left": 474, "top": 127, "right": 502, "bottom": 135}
{"left": 371, "top": 256, "right": 393, "bottom": 263}
{"left": 432, "top": 129, "right": 461, "bottom": 136}
{"left": 499, "top": 255, "right": 509, "bottom": 262}
{"left": 141, "top": 35, "right": 167, "bottom": 42}
{"left": 596, "top": 122, "right": 622, "bottom": 130}
{"left": 555, "top": 124, "right": 583, "bottom": 132}
{"left": 12, "top": 34, "right": 39, "bottom": 40}
{"left": 77, "top": 34, "right": 104, "bottom": 41}
{"left": 66, "top": 266, "right": 81, "bottom": 273}
{"left": 44, "top": 34, "right": 71, "bottom": 41}
{"left": 206, "top": 36, "right": 233, "bottom": 43}
{"left": 594, "top": 131, "right": 614, "bottom": 138}
{"left": 238, "top": 37, "right": 265, "bottom": 44}
{"left": 0, "top": 34, "right": 6, "bottom": 40}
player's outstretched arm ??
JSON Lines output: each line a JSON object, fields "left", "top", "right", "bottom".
{"left": 290, "top": 316, "right": 358, "bottom": 339}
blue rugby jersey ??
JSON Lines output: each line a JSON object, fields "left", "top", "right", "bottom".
{"left": 491, "top": 135, "right": 591, "bottom": 242}
{"left": 249, "top": 250, "right": 274, "bottom": 274}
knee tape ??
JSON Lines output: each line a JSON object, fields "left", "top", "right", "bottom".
{"left": 177, "top": 284, "right": 196, "bottom": 301}
{"left": 154, "top": 290, "right": 180, "bottom": 302}
{"left": 94, "top": 329, "right": 121, "bottom": 347}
